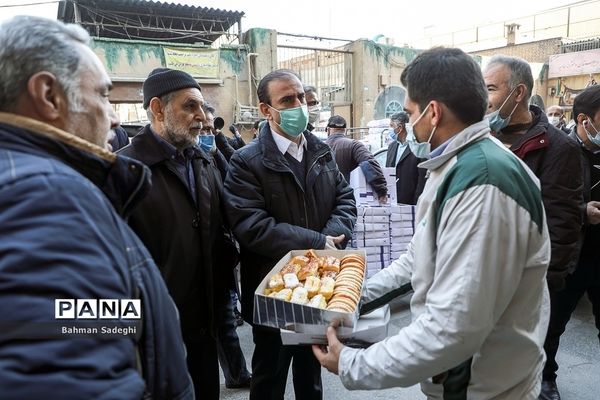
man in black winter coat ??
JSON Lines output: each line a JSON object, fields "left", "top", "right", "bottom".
{"left": 484, "top": 55, "right": 583, "bottom": 292}
{"left": 484, "top": 55, "right": 584, "bottom": 400}
{"left": 223, "top": 69, "right": 356, "bottom": 400}
{"left": 385, "top": 111, "right": 427, "bottom": 205}
{"left": 542, "top": 85, "right": 600, "bottom": 400}
{"left": 118, "top": 68, "right": 235, "bottom": 400}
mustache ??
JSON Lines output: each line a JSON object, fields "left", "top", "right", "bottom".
{"left": 190, "top": 123, "right": 203, "bottom": 129}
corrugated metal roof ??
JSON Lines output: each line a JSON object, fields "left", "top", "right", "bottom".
{"left": 57, "top": 0, "right": 244, "bottom": 44}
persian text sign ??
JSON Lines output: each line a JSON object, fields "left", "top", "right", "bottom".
{"left": 549, "top": 49, "right": 600, "bottom": 78}
{"left": 163, "top": 47, "right": 219, "bottom": 78}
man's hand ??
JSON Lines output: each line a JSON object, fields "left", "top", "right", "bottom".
{"left": 587, "top": 201, "right": 600, "bottom": 225}
{"left": 312, "top": 326, "right": 344, "bottom": 375}
{"left": 325, "top": 234, "right": 345, "bottom": 250}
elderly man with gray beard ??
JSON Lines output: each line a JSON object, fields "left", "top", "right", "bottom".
{"left": 119, "top": 68, "right": 236, "bottom": 400}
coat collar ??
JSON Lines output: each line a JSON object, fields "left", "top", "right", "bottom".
{"left": 124, "top": 124, "right": 211, "bottom": 167}
{"left": 0, "top": 112, "right": 150, "bottom": 218}
{"left": 257, "top": 122, "right": 329, "bottom": 168}
{"left": 419, "top": 120, "right": 491, "bottom": 171}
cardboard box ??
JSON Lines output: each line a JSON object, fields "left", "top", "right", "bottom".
{"left": 390, "top": 227, "right": 414, "bottom": 237}
{"left": 354, "top": 222, "right": 389, "bottom": 232}
{"left": 280, "top": 304, "right": 390, "bottom": 346}
{"left": 390, "top": 251, "right": 406, "bottom": 260}
{"left": 352, "top": 230, "right": 389, "bottom": 240}
{"left": 350, "top": 167, "right": 397, "bottom": 205}
{"left": 390, "top": 235, "right": 412, "bottom": 244}
{"left": 389, "top": 204, "right": 416, "bottom": 214}
{"left": 357, "top": 206, "right": 391, "bottom": 216}
{"left": 357, "top": 215, "right": 389, "bottom": 224}
{"left": 253, "top": 249, "right": 367, "bottom": 333}
{"left": 391, "top": 242, "right": 409, "bottom": 252}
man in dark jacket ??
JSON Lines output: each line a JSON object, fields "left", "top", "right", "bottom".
{"left": 385, "top": 111, "right": 427, "bottom": 205}
{"left": 484, "top": 55, "right": 583, "bottom": 292}
{"left": 542, "top": 85, "right": 600, "bottom": 400}
{"left": 0, "top": 16, "right": 192, "bottom": 400}
{"left": 119, "top": 68, "right": 234, "bottom": 400}
{"left": 325, "top": 115, "right": 388, "bottom": 204}
{"left": 484, "top": 56, "right": 584, "bottom": 400}
{"left": 223, "top": 69, "right": 356, "bottom": 400}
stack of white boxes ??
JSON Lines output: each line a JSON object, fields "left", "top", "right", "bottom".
{"left": 389, "top": 205, "right": 415, "bottom": 261}
{"left": 351, "top": 207, "right": 391, "bottom": 278}
{"left": 349, "top": 166, "right": 397, "bottom": 206}
{"left": 349, "top": 204, "right": 416, "bottom": 278}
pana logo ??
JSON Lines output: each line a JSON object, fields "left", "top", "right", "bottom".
{"left": 55, "top": 299, "right": 141, "bottom": 319}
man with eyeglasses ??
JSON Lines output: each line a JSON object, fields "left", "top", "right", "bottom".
{"left": 305, "top": 85, "right": 321, "bottom": 131}
{"left": 541, "top": 84, "right": 600, "bottom": 400}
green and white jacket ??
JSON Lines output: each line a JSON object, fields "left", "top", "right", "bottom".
{"left": 340, "top": 120, "right": 551, "bottom": 400}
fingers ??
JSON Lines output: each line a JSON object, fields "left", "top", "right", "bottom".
{"left": 312, "top": 344, "right": 327, "bottom": 363}
{"left": 326, "top": 325, "right": 341, "bottom": 347}
{"left": 332, "top": 234, "right": 345, "bottom": 244}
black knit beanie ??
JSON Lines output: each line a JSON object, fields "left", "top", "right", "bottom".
{"left": 142, "top": 68, "right": 201, "bottom": 109}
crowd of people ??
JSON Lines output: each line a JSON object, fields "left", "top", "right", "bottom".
{"left": 0, "top": 15, "right": 598, "bottom": 400}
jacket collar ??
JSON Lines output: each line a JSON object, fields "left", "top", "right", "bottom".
{"left": 0, "top": 112, "right": 150, "bottom": 218}
{"left": 419, "top": 120, "right": 491, "bottom": 171}
{"left": 127, "top": 124, "right": 211, "bottom": 167}
{"left": 258, "top": 122, "right": 329, "bottom": 168}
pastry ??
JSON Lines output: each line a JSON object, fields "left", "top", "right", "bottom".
{"left": 268, "top": 273, "right": 284, "bottom": 291}
{"left": 283, "top": 273, "right": 301, "bottom": 289}
{"left": 304, "top": 276, "right": 321, "bottom": 298}
{"left": 291, "top": 287, "right": 309, "bottom": 304}
{"left": 308, "top": 294, "right": 327, "bottom": 309}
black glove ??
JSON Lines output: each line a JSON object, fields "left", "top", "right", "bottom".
{"left": 228, "top": 125, "right": 238, "bottom": 135}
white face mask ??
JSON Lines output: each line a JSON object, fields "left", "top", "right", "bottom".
{"left": 407, "top": 103, "right": 437, "bottom": 159}
{"left": 548, "top": 116, "right": 561, "bottom": 127}
{"left": 308, "top": 105, "right": 321, "bottom": 124}
{"left": 584, "top": 117, "right": 600, "bottom": 147}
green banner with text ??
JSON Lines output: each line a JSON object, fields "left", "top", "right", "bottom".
{"left": 163, "top": 47, "right": 219, "bottom": 78}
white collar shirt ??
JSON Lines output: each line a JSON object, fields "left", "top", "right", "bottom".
{"left": 271, "top": 128, "right": 307, "bottom": 162}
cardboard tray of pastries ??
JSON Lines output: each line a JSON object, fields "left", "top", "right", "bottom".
{"left": 254, "top": 249, "right": 367, "bottom": 333}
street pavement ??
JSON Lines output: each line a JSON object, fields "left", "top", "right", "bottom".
{"left": 220, "top": 295, "right": 599, "bottom": 399}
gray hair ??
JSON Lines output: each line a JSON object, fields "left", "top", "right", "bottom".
{"left": 146, "top": 92, "right": 176, "bottom": 121}
{"left": 0, "top": 16, "right": 90, "bottom": 112}
{"left": 487, "top": 55, "right": 533, "bottom": 101}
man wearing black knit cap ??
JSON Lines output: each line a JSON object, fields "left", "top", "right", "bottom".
{"left": 119, "top": 68, "right": 237, "bottom": 399}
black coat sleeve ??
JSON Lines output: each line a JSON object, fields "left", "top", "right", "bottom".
{"left": 215, "top": 130, "right": 235, "bottom": 161}
{"left": 540, "top": 136, "right": 584, "bottom": 291}
{"left": 223, "top": 152, "right": 326, "bottom": 255}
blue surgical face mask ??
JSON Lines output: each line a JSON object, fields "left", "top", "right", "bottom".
{"left": 487, "top": 85, "right": 520, "bottom": 132}
{"left": 584, "top": 117, "right": 600, "bottom": 147}
{"left": 198, "top": 134, "right": 216, "bottom": 153}
{"left": 268, "top": 104, "right": 309, "bottom": 137}
{"left": 388, "top": 130, "right": 398, "bottom": 141}
{"left": 407, "top": 103, "right": 436, "bottom": 159}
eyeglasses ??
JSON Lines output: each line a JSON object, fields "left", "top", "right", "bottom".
{"left": 307, "top": 100, "right": 320, "bottom": 107}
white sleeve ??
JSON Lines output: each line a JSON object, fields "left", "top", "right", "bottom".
{"left": 362, "top": 240, "right": 414, "bottom": 304}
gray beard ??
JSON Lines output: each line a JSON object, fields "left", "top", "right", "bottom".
{"left": 163, "top": 114, "right": 198, "bottom": 150}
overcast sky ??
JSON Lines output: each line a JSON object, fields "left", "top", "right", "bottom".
{"left": 0, "top": 0, "right": 580, "bottom": 43}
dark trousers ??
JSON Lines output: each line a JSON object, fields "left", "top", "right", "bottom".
{"left": 543, "top": 253, "right": 600, "bottom": 381}
{"left": 184, "top": 331, "right": 219, "bottom": 400}
{"left": 218, "top": 290, "right": 251, "bottom": 385}
{"left": 250, "top": 325, "right": 322, "bottom": 400}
